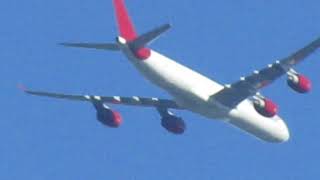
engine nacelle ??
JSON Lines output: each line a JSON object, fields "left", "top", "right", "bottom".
{"left": 161, "top": 115, "right": 186, "bottom": 134}
{"left": 253, "top": 98, "right": 278, "bottom": 118}
{"left": 95, "top": 104, "right": 122, "bottom": 128}
{"left": 287, "top": 74, "right": 312, "bottom": 93}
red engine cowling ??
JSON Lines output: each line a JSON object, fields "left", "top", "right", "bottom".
{"left": 253, "top": 98, "right": 278, "bottom": 118}
{"left": 161, "top": 116, "right": 186, "bottom": 134}
{"left": 96, "top": 108, "right": 122, "bottom": 128}
{"left": 287, "top": 74, "right": 312, "bottom": 93}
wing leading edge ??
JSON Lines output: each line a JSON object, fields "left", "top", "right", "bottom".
{"left": 213, "top": 36, "right": 320, "bottom": 108}
{"left": 22, "top": 87, "right": 182, "bottom": 109}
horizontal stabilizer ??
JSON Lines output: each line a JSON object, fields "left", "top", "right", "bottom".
{"left": 130, "top": 24, "right": 171, "bottom": 50}
{"left": 59, "top": 43, "right": 120, "bottom": 51}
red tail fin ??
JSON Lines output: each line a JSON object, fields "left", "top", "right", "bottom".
{"left": 113, "top": 0, "right": 137, "bottom": 41}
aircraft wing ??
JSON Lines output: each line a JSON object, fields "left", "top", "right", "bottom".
{"left": 213, "top": 36, "right": 320, "bottom": 108}
{"left": 22, "top": 87, "right": 182, "bottom": 109}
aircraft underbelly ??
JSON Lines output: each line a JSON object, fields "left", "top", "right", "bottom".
{"left": 127, "top": 50, "right": 226, "bottom": 117}
{"left": 123, "top": 49, "right": 289, "bottom": 142}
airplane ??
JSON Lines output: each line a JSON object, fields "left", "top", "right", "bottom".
{"left": 21, "top": 0, "right": 320, "bottom": 143}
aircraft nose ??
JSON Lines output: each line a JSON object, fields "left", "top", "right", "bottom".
{"left": 272, "top": 119, "right": 290, "bottom": 143}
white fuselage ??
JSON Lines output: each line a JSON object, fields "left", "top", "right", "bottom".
{"left": 118, "top": 40, "right": 290, "bottom": 143}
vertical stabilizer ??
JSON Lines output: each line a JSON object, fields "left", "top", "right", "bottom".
{"left": 113, "top": 0, "right": 137, "bottom": 41}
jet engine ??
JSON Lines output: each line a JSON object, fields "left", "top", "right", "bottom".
{"left": 161, "top": 115, "right": 186, "bottom": 134}
{"left": 287, "top": 74, "right": 312, "bottom": 93}
{"left": 94, "top": 103, "right": 122, "bottom": 128}
{"left": 253, "top": 98, "right": 278, "bottom": 118}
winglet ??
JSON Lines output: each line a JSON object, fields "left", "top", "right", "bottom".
{"left": 113, "top": 0, "right": 137, "bottom": 41}
{"left": 17, "top": 83, "right": 28, "bottom": 92}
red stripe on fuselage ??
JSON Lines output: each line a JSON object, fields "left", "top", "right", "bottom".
{"left": 113, "top": 0, "right": 137, "bottom": 41}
